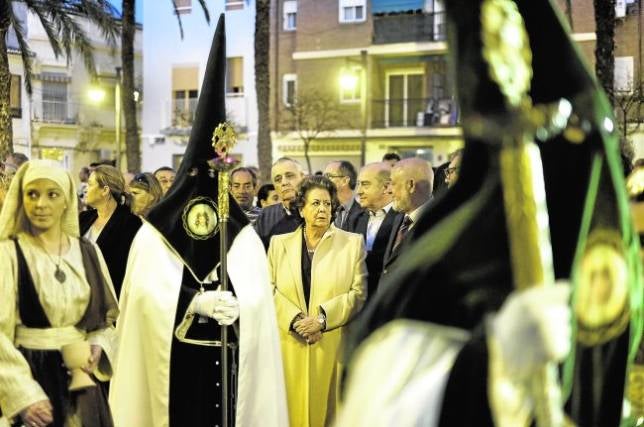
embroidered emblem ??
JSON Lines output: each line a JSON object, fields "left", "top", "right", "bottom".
{"left": 575, "top": 229, "right": 630, "bottom": 346}
{"left": 182, "top": 197, "right": 219, "bottom": 240}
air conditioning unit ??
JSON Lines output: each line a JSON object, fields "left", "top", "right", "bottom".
{"left": 144, "top": 134, "right": 166, "bottom": 146}
{"left": 616, "top": 0, "right": 626, "bottom": 18}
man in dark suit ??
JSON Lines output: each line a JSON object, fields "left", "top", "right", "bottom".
{"left": 381, "top": 158, "right": 434, "bottom": 284}
{"left": 254, "top": 157, "right": 305, "bottom": 249}
{"left": 323, "top": 160, "right": 364, "bottom": 233}
{"left": 354, "top": 162, "right": 402, "bottom": 298}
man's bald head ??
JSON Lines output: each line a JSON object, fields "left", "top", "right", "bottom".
{"left": 391, "top": 158, "right": 434, "bottom": 213}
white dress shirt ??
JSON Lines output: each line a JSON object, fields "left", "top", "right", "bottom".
{"left": 366, "top": 202, "right": 392, "bottom": 251}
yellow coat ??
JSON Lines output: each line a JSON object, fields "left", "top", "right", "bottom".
{"left": 268, "top": 225, "right": 367, "bottom": 427}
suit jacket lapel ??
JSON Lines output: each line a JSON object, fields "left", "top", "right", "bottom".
{"left": 354, "top": 211, "right": 368, "bottom": 239}
{"left": 344, "top": 200, "right": 364, "bottom": 233}
{"left": 282, "top": 229, "right": 307, "bottom": 311}
{"left": 373, "top": 209, "right": 399, "bottom": 252}
{"left": 383, "top": 213, "right": 404, "bottom": 266}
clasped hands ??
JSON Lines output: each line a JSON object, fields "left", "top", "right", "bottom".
{"left": 192, "top": 288, "right": 240, "bottom": 326}
{"left": 293, "top": 315, "right": 323, "bottom": 344}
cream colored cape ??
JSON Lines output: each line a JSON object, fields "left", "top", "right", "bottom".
{"left": 108, "top": 223, "right": 288, "bottom": 427}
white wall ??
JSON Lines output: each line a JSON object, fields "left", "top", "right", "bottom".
{"left": 141, "top": 0, "right": 258, "bottom": 172}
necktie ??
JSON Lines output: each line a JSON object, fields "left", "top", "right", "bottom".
{"left": 334, "top": 206, "right": 345, "bottom": 228}
{"left": 393, "top": 215, "right": 413, "bottom": 251}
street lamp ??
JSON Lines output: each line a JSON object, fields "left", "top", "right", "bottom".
{"left": 339, "top": 50, "right": 368, "bottom": 166}
{"left": 86, "top": 66, "right": 122, "bottom": 169}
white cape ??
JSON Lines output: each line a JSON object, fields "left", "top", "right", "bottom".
{"left": 109, "top": 223, "right": 288, "bottom": 427}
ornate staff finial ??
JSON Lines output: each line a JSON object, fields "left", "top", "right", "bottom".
{"left": 212, "top": 121, "right": 238, "bottom": 162}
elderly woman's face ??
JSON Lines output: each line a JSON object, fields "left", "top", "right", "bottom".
{"left": 300, "top": 187, "right": 332, "bottom": 229}
{"left": 22, "top": 178, "right": 67, "bottom": 231}
{"left": 130, "top": 187, "right": 155, "bottom": 216}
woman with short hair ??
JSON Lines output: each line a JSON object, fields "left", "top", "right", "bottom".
{"left": 79, "top": 165, "right": 142, "bottom": 298}
{"left": 268, "top": 175, "right": 367, "bottom": 427}
{"left": 0, "top": 160, "right": 118, "bottom": 427}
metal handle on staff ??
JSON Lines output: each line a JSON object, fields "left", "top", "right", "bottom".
{"left": 500, "top": 141, "right": 564, "bottom": 427}
{"left": 212, "top": 122, "right": 238, "bottom": 427}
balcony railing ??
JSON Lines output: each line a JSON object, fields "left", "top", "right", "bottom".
{"left": 172, "top": 98, "right": 198, "bottom": 127}
{"left": 32, "top": 101, "right": 78, "bottom": 124}
{"left": 371, "top": 97, "right": 458, "bottom": 128}
{"left": 373, "top": 11, "right": 447, "bottom": 45}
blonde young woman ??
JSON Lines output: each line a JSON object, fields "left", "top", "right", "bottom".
{"left": 268, "top": 176, "right": 367, "bottom": 427}
{"left": 0, "top": 160, "right": 118, "bottom": 427}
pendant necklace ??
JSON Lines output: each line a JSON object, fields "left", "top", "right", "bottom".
{"left": 38, "top": 234, "right": 66, "bottom": 283}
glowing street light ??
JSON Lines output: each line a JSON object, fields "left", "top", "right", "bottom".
{"left": 87, "top": 86, "right": 106, "bottom": 104}
{"left": 86, "top": 68, "right": 123, "bottom": 169}
{"left": 339, "top": 71, "right": 359, "bottom": 92}
{"left": 339, "top": 50, "right": 368, "bottom": 165}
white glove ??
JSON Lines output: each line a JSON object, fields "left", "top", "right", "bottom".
{"left": 491, "top": 283, "right": 572, "bottom": 379}
{"left": 192, "top": 290, "right": 240, "bottom": 326}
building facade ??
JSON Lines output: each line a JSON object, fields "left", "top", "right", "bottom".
{"left": 141, "top": 0, "right": 259, "bottom": 172}
{"left": 7, "top": 2, "right": 142, "bottom": 177}
{"left": 270, "top": 0, "right": 644, "bottom": 171}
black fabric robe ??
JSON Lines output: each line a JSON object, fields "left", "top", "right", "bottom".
{"left": 79, "top": 205, "right": 141, "bottom": 298}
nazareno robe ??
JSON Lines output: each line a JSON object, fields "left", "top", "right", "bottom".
{"left": 109, "top": 223, "right": 288, "bottom": 427}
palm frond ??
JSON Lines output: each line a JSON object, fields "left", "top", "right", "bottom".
{"left": 171, "top": 0, "right": 185, "bottom": 39}
{"left": 68, "top": 0, "right": 120, "bottom": 47}
{"left": 7, "top": 8, "right": 34, "bottom": 95}
{"left": 22, "top": 0, "right": 64, "bottom": 59}
{"left": 196, "top": 0, "right": 211, "bottom": 24}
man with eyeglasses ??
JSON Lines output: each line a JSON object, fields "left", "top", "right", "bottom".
{"left": 444, "top": 149, "right": 463, "bottom": 188}
{"left": 230, "top": 167, "right": 262, "bottom": 224}
{"left": 323, "top": 160, "right": 363, "bottom": 232}
{"left": 254, "top": 157, "right": 305, "bottom": 249}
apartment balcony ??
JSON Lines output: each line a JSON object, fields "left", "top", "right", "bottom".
{"left": 31, "top": 101, "right": 79, "bottom": 125}
{"left": 162, "top": 95, "right": 249, "bottom": 137}
{"left": 172, "top": 98, "right": 199, "bottom": 128}
{"left": 373, "top": 11, "right": 446, "bottom": 45}
{"left": 371, "top": 97, "right": 458, "bottom": 128}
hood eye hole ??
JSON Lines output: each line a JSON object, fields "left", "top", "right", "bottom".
{"left": 189, "top": 168, "right": 199, "bottom": 177}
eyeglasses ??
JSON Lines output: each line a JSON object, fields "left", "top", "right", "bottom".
{"left": 323, "top": 173, "right": 346, "bottom": 179}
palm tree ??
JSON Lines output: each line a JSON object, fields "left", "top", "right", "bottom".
{"left": 0, "top": 0, "right": 120, "bottom": 160}
{"left": 121, "top": 0, "right": 139, "bottom": 172}
{"left": 255, "top": 0, "right": 272, "bottom": 183}
{"left": 594, "top": 0, "right": 616, "bottom": 105}
{"left": 118, "top": 0, "right": 209, "bottom": 173}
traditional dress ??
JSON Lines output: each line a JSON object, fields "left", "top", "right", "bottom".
{"left": 0, "top": 160, "right": 118, "bottom": 427}
{"left": 110, "top": 223, "right": 287, "bottom": 427}
{"left": 109, "top": 15, "right": 288, "bottom": 427}
{"left": 268, "top": 226, "right": 367, "bottom": 427}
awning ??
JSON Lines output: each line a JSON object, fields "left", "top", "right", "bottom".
{"left": 36, "top": 72, "right": 72, "bottom": 83}
{"left": 372, "top": 0, "right": 425, "bottom": 14}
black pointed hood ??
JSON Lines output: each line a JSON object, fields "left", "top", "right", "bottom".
{"left": 146, "top": 15, "right": 248, "bottom": 282}
{"left": 351, "top": 0, "right": 635, "bottom": 348}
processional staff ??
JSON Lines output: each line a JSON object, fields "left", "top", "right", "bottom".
{"left": 475, "top": 1, "right": 571, "bottom": 425}
{"left": 212, "top": 121, "right": 239, "bottom": 427}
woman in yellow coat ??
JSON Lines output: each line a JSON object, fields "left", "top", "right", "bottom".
{"left": 268, "top": 176, "right": 367, "bottom": 427}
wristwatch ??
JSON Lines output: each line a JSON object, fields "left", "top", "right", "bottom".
{"left": 317, "top": 312, "right": 327, "bottom": 331}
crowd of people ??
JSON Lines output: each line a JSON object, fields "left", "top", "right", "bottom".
{"left": 0, "top": 145, "right": 470, "bottom": 426}
{"left": 0, "top": 3, "right": 641, "bottom": 425}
